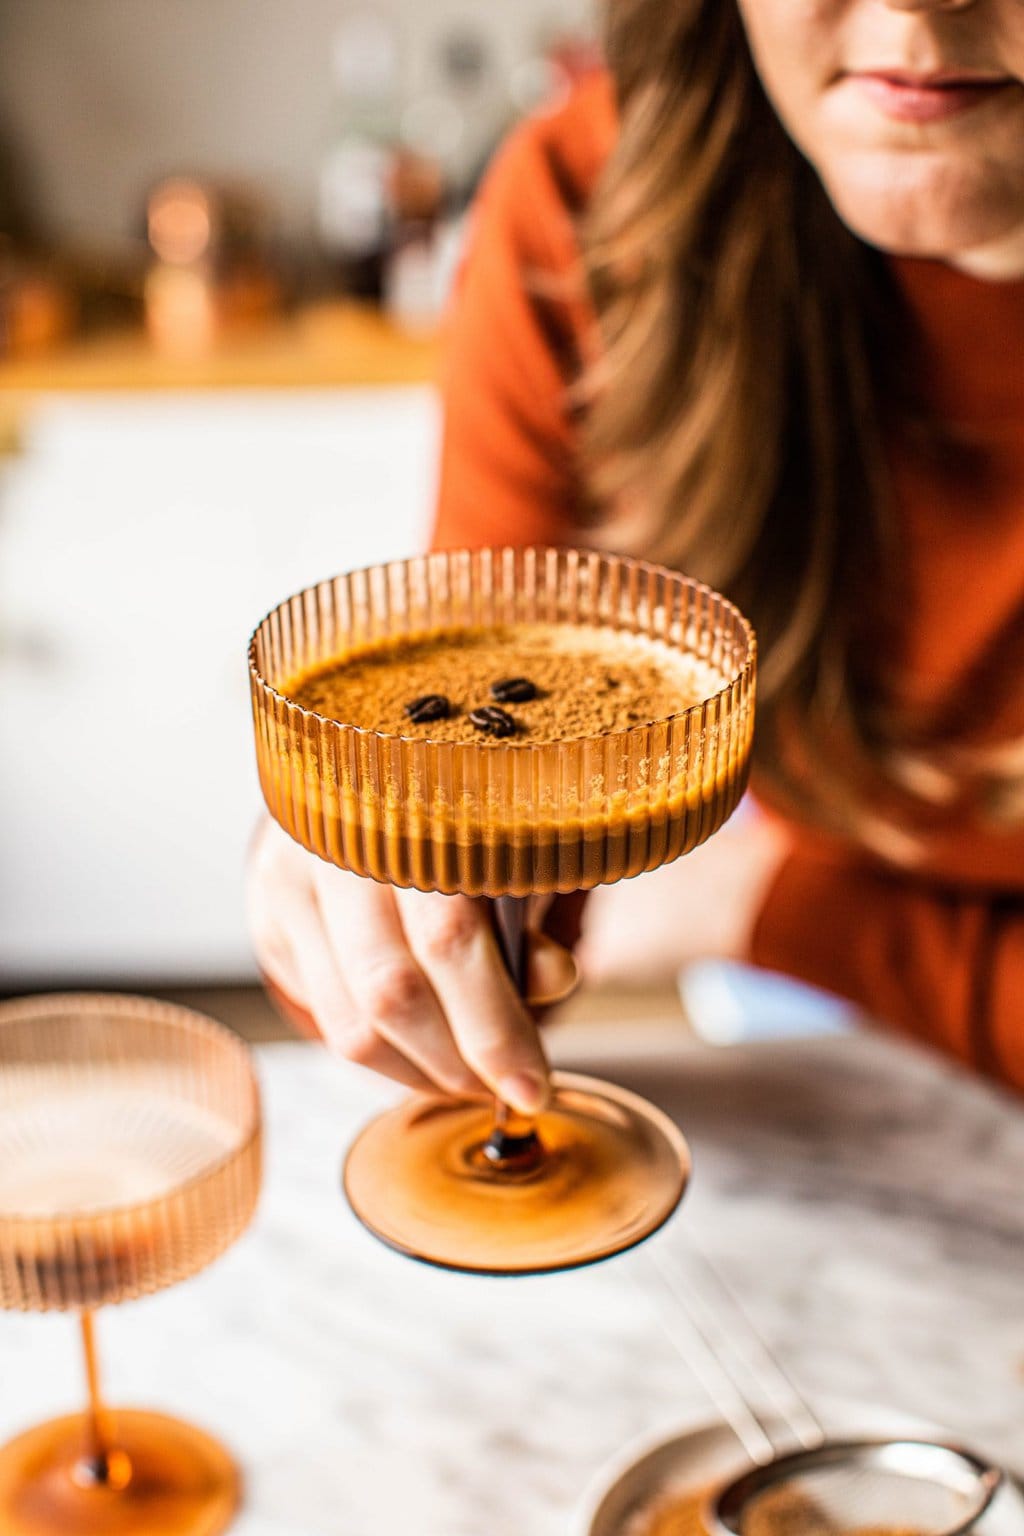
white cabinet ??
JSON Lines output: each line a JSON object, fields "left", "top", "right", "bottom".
{"left": 0, "top": 387, "right": 439, "bottom": 983}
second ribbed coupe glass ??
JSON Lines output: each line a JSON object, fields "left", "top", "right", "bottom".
{"left": 249, "top": 547, "right": 755, "bottom": 1274}
{"left": 0, "top": 993, "right": 261, "bottom": 1536}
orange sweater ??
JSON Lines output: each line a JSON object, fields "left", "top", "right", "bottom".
{"left": 432, "top": 76, "right": 1024, "bottom": 1092}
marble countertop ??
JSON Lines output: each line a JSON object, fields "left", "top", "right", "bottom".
{"left": 3, "top": 1022, "right": 1024, "bottom": 1535}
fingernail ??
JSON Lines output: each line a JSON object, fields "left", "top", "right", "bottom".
{"left": 527, "top": 938, "right": 579, "bottom": 1008}
{"left": 497, "top": 1071, "right": 549, "bottom": 1115}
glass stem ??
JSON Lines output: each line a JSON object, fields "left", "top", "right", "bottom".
{"left": 485, "top": 895, "right": 542, "bottom": 1167}
{"left": 492, "top": 893, "right": 529, "bottom": 994}
{"left": 75, "top": 1311, "right": 122, "bottom": 1487}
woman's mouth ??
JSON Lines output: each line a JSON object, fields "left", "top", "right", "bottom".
{"left": 849, "top": 69, "right": 1016, "bottom": 124}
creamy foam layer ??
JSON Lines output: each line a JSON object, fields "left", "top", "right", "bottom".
{"left": 287, "top": 622, "right": 725, "bottom": 743}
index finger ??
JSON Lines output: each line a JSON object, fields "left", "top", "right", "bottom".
{"left": 394, "top": 887, "right": 550, "bottom": 1116}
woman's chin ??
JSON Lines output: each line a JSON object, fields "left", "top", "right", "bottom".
{"left": 820, "top": 156, "right": 1024, "bottom": 267}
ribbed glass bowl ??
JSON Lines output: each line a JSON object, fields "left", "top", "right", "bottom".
{"left": 0, "top": 993, "right": 262, "bottom": 1312}
{"left": 248, "top": 547, "right": 756, "bottom": 897}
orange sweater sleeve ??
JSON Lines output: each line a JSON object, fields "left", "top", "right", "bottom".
{"left": 431, "top": 112, "right": 594, "bottom": 552}
{"left": 750, "top": 845, "right": 1024, "bottom": 1092}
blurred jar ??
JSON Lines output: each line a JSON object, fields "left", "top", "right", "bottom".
{"left": 144, "top": 178, "right": 281, "bottom": 356}
{"left": 0, "top": 238, "right": 76, "bottom": 359}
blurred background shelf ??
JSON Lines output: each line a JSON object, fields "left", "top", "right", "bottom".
{"left": 0, "top": 303, "right": 439, "bottom": 401}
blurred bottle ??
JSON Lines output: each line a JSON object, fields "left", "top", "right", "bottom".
{"left": 384, "top": 26, "right": 498, "bottom": 333}
{"left": 0, "top": 239, "right": 76, "bottom": 359}
{"left": 430, "top": 28, "right": 502, "bottom": 206}
{"left": 0, "top": 128, "right": 76, "bottom": 358}
{"left": 319, "top": 10, "right": 401, "bottom": 303}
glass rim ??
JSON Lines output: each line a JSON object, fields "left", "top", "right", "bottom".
{"left": 247, "top": 546, "right": 757, "bottom": 753}
{"left": 0, "top": 991, "right": 261, "bottom": 1227}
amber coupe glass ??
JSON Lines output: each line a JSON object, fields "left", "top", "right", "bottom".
{"left": 249, "top": 547, "right": 755, "bottom": 1275}
{"left": 0, "top": 993, "right": 261, "bottom": 1536}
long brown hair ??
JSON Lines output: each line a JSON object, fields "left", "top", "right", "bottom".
{"left": 580, "top": 0, "right": 955, "bottom": 856}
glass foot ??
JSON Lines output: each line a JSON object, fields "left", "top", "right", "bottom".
{"left": 344, "top": 1071, "right": 692, "bottom": 1275}
{"left": 0, "top": 1409, "right": 239, "bottom": 1536}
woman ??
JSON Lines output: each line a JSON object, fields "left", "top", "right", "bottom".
{"left": 249, "top": 0, "right": 1024, "bottom": 1108}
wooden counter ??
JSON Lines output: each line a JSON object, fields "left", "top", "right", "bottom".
{"left": 0, "top": 302, "right": 439, "bottom": 400}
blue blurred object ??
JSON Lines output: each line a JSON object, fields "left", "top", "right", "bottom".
{"left": 678, "top": 960, "right": 855, "bottom": 1045}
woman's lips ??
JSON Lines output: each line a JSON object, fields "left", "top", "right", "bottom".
{"left": 851, "top": 71, "right": 1015, "bottom": 124}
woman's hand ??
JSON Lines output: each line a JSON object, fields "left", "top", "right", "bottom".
{"left": 247, "top": 818, "right": 577, "bottom": 1114}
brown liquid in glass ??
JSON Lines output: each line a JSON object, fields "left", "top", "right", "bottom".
{"left": 304, "top": 777, "right": 743, "bottom": 896}
{"left": 275, "top": 622, "right": 746, "bottom": 896}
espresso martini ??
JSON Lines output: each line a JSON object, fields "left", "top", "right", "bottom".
{"left": 249, "top": 549, "right": 755, "bottom": 1273}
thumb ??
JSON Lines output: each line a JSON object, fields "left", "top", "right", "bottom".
{"left": 525, "top": 932, "right": 579, "bottom": 1009}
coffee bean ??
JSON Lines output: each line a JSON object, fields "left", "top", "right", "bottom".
{"left": 490, "top": 677, "right": 538, "bottom": 704}
{"left": 469, "top": 705, "right": 518, "bottom": 738}
{"left": 404, "top": 694, "right": 452, "bottom": 724}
